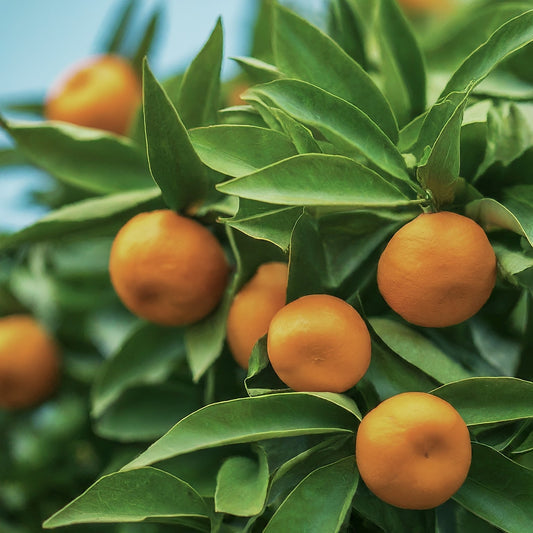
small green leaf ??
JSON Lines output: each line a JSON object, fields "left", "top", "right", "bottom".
{"left": 328, "top": 0, "right": 366, "bottom": 67}
{"left": 1, "top": 117, "right": 152, "bottom": 193}
{"left": 99, "top": 0, "right": 136, "bottom": 55}
{"left": 231, "top": 57, "right": 282, "bottom": 84}
{"left": 189, "top": 125, "right": 297, "bottom": 178}
{"left": 453, "top": 443, "right": 533, "bottom": 533}
{"left": 432, "top": 377, "right": 533, "bottom": 425}
{"left": 0, "top": 147, "right": 28, "bottom": 167}
{"left": 132, "top": 9, "right": 161, "bottom": 73}
{"left": 246, "top": 80, "right": 409, "bottom": 184}
{"left": 142, "top": 60, "right": 208, "bottom": 211}
{"left": 177, "top": 19, "right": 223, "bottom": 129}
{"left": 369, "top": 318, "right": 472, "bottom": 384}
{"left": 215, "top": 448, "right": 269, "bottom": 517}
{"left": 43, "top": 468, "right": 209, "bottom": 529}
{"left": 264, "top": 457, "right": 358, "bottom": 533}
{"left": 273, "top": 4, "right": 397, "bottom": 141}
{"left": 375, "top": 0, "right": 426, "bottom": 126}
{"left": 121, "top": 393, "right": 358, "bottom": 470}
{"left": 91, "top": 322, "right": 186, "bottom": 417}
{"left": 269, "top": 108, "right": 322, "bottom": 154}
{"left": 0, "top": 188, "right": 163, "bottom": 252}
{"left": 217, "top": 154, "right": 412, "bottom": 208}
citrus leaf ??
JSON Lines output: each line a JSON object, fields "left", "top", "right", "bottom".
{"left": 369, "top": 318, "right": 472, "bottom": 384}
{"left": 263, "top": 457, "right": 358, "bottom": 533}
{"left": 231, "top": 57, "right": 282, "bottom": 84}
{"left": 375, "top": 0, "right": 426, "bottom": 126}
{"left": 176, "top": 18, "right": 223, "bottom": 129}
{"left": 215, "top": 448, "right": 269, "bottom": 517}
{"left": 121, "top": 393, "right": 358, "bottom": 470}
{"left": 246, "top": 80, "right": 410, "bottom": 184}
{"left": 217, "top": 154, "right": 413, "bottom": 208}
{"left": 440, "top": 9, "right": 533, "bottom": 99}
{"left": 131, "top": 9, "right": 161, "bottom": 73}
{"left": 0, "top": 117, "right": 152, "bottom": 194}
{"left": 99, "top": 0, "right": 136, "bottom": 55}
{"left": 189, "top": 125, "right": 297, "bottom": 178}
{"left": 269, "top": 108, "right": 322, "bottom": 154}
{"left": 0, "top": 188, "right": 163, "bottom": 252}
{"left": 42, "top": 468, "right": 209, "bottom": 529}
{"left": 432, "top": 377, "right": 533, "bottom": 425}
{"left": 453, "top": 443, "right": 533, "bottom": 533}
{"left": 0, "top": 147, "right": 27, "bottom": 167}
{"left": 273, "top": 4, "right": 397, "bottom": 141}
{"left": 142, "top": 60, "right": 208, "bottom": 211}
{"left": 328, "top": 0, "right": 366, "bottom": 67}
{"left": 91, "top": 322, "right": 186, "bottom": 418}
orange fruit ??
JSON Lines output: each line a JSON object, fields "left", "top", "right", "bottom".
{"left": 45, "top": 54, "right": 141, "bottom": 135}
{"left": 227, "top": 262, "right": 288, "bottom": 369}
{"left": 267, "top": 294, "right": 371, "bottom": 392}
{"left": 356, "top": 392, "right": 471, "bottom": 510}
{"left": 226, "top": 82, "right": 249, "bottom": 107}
{"left": 0, "top": 315, "right": 60, "bottom": 410}
{"left": 109, "top": 209, "right": 229, "bottom": 326}
{"left": 377, "top": 211, "right": 496, "bottom": 328}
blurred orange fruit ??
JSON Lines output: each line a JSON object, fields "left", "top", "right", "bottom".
{"left": 227, "top": 262, "right": 288, "bottom": 369}
{"left": 267, "top": 294, "right": 371, "bottom": 392}
{"left": 45, "top": 54, "right": 141, "bottom": 135}
{"left": 377, "top": 211, "right": 496, "bottom": 328}
{"left": 0, "top": 315, "right": 60, "bottom": 410}
{"left": 109, "top": 209, "right": 229, "bottom": 326}
{"left": 356, "top": 392, "right": 471, "bottom": 509}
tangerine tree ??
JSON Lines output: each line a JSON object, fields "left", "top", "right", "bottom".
{"left": 1, "top": 0, "right": 533, "bottom": 532}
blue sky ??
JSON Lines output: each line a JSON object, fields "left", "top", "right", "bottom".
{"left": 0, "top": 0, "right": 257, "bottom": 230}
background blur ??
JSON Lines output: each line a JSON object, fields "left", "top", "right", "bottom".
{"left": 0, "top": 0, "right": 325, "bottom": 231}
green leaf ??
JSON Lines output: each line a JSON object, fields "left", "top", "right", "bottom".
{"left": 142, "top": 60, "right": 208, "bottom": 211}
{"left": 231, "top": 57, "right": 282, "bottom": 84}
{"left": 121, "top": 393, "right": 358, "bottom": 470}
{"left": 100, "top": 0, "right": 136, "bottom": 55}
{"left": 273, "top": 4, "right": 397, "bottom": 141}
{"left": 369, "top": 318, "right": 472, "bottom": 384}
{"left": 189, "top": 125, "right": 297, "bottom": 178}
{"left": 215, "top": 448, "right": 269, "bottom": 517}
{"left": 417, "top": 92, "right": 468, "bottom": 206}
{"left": 375, "top": 0, "right": 426, "bottom": 126}
{"left": 493, "top": 242, "right": 533, "bottom": 289}
{"left": 217, "top": 105, "right": 268, "bottom": 128}
{"left": 0, "top": 188, "right": 163, "bottom": 252}
{"left": 132, "top": 10, "right": 161, "bottom": 73}
{"left": 91, "top": 322, "right": 185, "bottom": 417}
{"left": 269, "top": 108, "right": 322, "bottom": 154}
{"left": 328, "top": 0, "right": 366, "bottom": 67}
{"left": 453, "top": 443, "right": 533, "bottom": 533}
{"left": 264, "top": 457, "right": 358, "bottom": 533}
{"left": 176, "top": 19, "right": 223, "bottom": 129}
{"left": 217, "top": 154, "right": 413, "bottom": 208}
{"left": 0, "top": 148, "right": 28, "bottom": 167}
{"left": 0, "top": 117, "right": 152, "bottom": 193}
{"left": 246, "top": 80, "right": 409, "bottom": 184}
{"left": 42, "top": 467, "right": 209, "bottom": 529}
{"left": 440, "top": 9, "right": 533, "bottom": 99}
{"left": 432, "top": 377, "right": 533, "bottom": 425}
{"left": 94, "top": 383, "right": 202, "bottom": 442}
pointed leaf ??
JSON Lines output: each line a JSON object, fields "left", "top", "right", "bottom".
{"left": 189, "top": 125, "right": 297, "bottom": 178}
{"left": 100, "top": 0, "right": 136, "bottom": 55}
{"left": 43, "top": 468, "right": 208, "bottom": 529}
{"left": 246, "top": 80, "right": 409, "bottom": 184}
{"left": 273, "top": 4, "right": 397, "bottom": 141}
{"left": 122, "top": 393, "right": 358, "bottom": 470}
{"left": 264, "top": 457, "right": 358, "bottom": 533}
{"left": 132, "top": 10, "right": 161, "bottom": 73}
{"left": 0, "top": 117, "right": 151, "bottom": 193}
{"left": 177, "top": 19, "right": 223, "bottom": 128}
{"left": 142, "top": 60, "right": 208, "bottom": 210}
{"left": 217, "top": 154, "right": 412, "bottom": 208}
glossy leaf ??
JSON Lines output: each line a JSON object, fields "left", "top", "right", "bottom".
{"left": 91, "top": 322, "right": 185, "bottom": 417}
{"left": 328, "top": 0, "right": 366, "bottom": 67}
{"left": 0, "top": 188, "right": 163, "bottom": 252}
{"left": 273, "top": 4, "right": 397, "bottom": 141}
{"left": 217, "top": 154, "right": 412, "bottom": 208}
{"left": 231, "top": 57, "right": 282, "bottom": 84}
{"left": 0, "top": 117, "right": 152, "bottom": 193}
{"left": 246, "top": 80, "right": 409, "bottom": 183}
{"left": 142, "top": 60, "right": 208, "bottom": 211}
{"left": 215, "top": 448, "right": 269, "bottom": 516}
{"left": 122, "top": 393, "right": 358, "bottom": 470}
{"left": 454, "top": 443, "right": 533, "bottom": 533}
{"left": 264, "top": 457, "right": 358, "bottom": 533}
{"left": 176, "top": 19, "right": 223, "bottom": 129}
{"left": 189, "top": 125, "right": 297, "bottom": 178}
{"left": 432, "top": 377, "right": 533, "bottom": 425}
{"left": 43, "top": 468, "right": 209, "bottom": 529}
